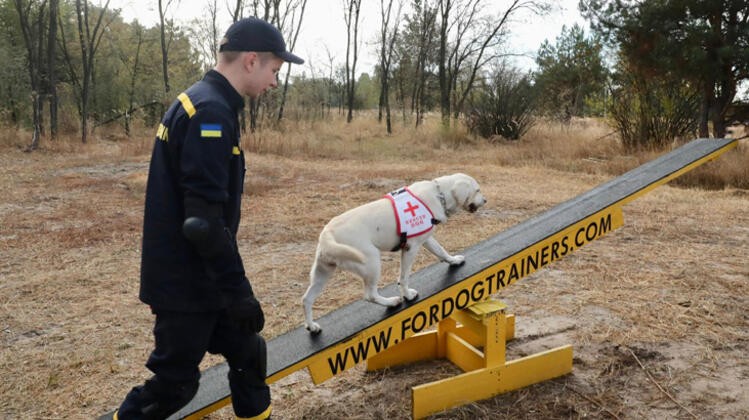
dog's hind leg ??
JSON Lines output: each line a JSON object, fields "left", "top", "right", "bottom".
{"left": 346, "top": 251, "right": 402, "bottom": 307}
{"left": 364, "top": 277, "right": 402, "bottom": 307}
{"left": 302, "top": 259, "right": 335, "bottom": 334}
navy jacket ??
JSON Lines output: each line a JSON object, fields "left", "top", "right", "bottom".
{"left": 139, "top": 70, "right": 251, "bottom": 312}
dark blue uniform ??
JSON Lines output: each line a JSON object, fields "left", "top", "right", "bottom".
{"left": 117, "top": 70, "right": 270, "bottom": 420}
{"left": 140, "top": 70, "right": 249, "bottom": 311}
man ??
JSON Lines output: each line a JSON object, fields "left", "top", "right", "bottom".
{"left": 114, "top": 17, "right": 303, "bottom": 420}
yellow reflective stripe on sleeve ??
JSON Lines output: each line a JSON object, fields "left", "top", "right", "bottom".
{"left": 236, "top": 405, "right": 271, "bottom": 420}
{"left": 156, "top": 123, "right": 168, "bottom": 141}
{"left": 177, "top": 92, "right": 196, "bottom": 118}
{"left": 112, "top": 410, "right": 119, "bottom": 420}
{"left": 232, "top": 146, "right": 240, "bottom": 155}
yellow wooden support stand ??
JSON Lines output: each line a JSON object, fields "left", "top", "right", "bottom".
{"left": 367, "top": 299, "right": 573, "bottom": 419}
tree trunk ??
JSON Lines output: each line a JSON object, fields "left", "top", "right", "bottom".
{"left": 249, "top": 98, "right": 258, "bottom": 132}
{"left": 397, "top": 71, "right": 406, "bottom": 125}
{"left": 75, "top": 0, "right": 111, "bottom": 143}
{"left": 126, "top": 25, "right": 144, "bottom": 137}
{"left": 278, "top": 0, "right": 307, "bottom": 122}
{"left": 15, "top": 0, "right": 46, "bottom": 150}
{"left": 384, "top": 78, "right": 392, "bottom": 134}
{"left": 698, "top": 85, "right": 710, "bottom": 137}
{"left": 378, "top": 82, "right": 385, "bottom": 123}
{"left": 344, "top": 0, "right": 361, "bottom": 123}
{"left": 231, "top": 0, "right": 243, "bottom": 20}
{"left": 159, "top": 0, "right": 171, "bottom": 95}
{"left": 377, "top": 0, "right": 400, "bottom": 130}
{"left": 438, "top": 0, "right": 451, "bottom": 128}
{"left": 28, "top": 92, "right": 42, "bottom": 151}
{"left": 34, "top": 5, "right": 45, "bottom": 138}
{"left": 75, "top": 0, "right": 90, "bottom": 143}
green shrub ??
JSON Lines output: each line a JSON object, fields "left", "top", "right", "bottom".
{"left": 465, "top": 68, "right": 536, "bottom": 141}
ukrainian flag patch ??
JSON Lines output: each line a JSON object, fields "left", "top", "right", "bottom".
{"left": 200, "top": 123, "right": 222, "bottom": 138}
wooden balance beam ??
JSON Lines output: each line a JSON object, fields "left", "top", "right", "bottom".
{"left": 99, "top": 137, "right": 738, "bottom": 419}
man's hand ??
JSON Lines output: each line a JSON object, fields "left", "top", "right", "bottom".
{"left": 226, "top": 294, "right": 265, "bottom": 333}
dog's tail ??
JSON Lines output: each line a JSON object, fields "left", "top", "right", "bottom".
{"left": 318, "top": 230, "right": 367, "bottom": 265}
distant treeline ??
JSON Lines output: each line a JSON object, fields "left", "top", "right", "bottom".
{"left": 2, "top": 0, "right": 747, "bottom": 150}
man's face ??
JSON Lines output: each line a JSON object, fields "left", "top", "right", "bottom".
{"left": 243, "top": 53, "right": 284, "bottom": 98}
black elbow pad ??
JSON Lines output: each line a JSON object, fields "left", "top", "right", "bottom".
{"left": 183, "top": 216, "right": 212, "bottom": 243}
{"left": 182, "top": 216, "right": 226, "bottom": 258}
{"left": 183, "top": 195, "right": 229, "bottom": 258}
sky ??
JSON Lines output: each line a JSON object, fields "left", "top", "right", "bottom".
{"left": 109, "top": 0, "right": 586, "bottom": 76}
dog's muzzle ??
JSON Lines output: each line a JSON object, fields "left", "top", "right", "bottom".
{"left": 468, "top": 198, "right": 486, "bottom": 213}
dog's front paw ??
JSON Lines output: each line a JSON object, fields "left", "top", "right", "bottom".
{"left": 306, "top": 322, "right": 322, "bottom": 335}
{"left": 446, "top": 255, "right": 465, "bottom": 266}
{"left": 403, "top": 288, "right": 419, "bottom": 301}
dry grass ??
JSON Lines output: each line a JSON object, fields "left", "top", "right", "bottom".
{"left": 1, "top": 115, "right": 747, "bottom": 419}
{"left": 670, "top": 139, "right": 749, "bottom": 189}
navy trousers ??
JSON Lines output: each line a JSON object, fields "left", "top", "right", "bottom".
{"left": 116, "top": 309, "right": 270, "bottom": 419}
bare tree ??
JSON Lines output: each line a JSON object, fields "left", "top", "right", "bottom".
{"left": 437, "top": 0, "right": 452, "bottom": 127}
{"left": 58, "top": 8, "right": 82, "bottom": 116}
{"left": 158, "top": 0, "right": 179, "bottom": 95}
{"left": 14, "top": 0, "right": 50, "bottom": 151}
{"left": 412, "top": 1, "right": 437, "bottom": 128}
{"left": 74, "top": 0, "right": 112, "bottom": 143}
{"left": 226, "top": 0, "right": 246, "bottom": 131}
{"left": 343, "top": 0, "right": 362, "bottom": 123}
{"left": 228, "top": 0, "right": 244, "bottom": 21}
{"left": 324, "top": 44, "right": 337, "bottom": 118}
{"left": 377, "top": 0, "right": 402, "bottom": 134}
{"left": 249, "top": 0, "right": 273, "bottom": 20}
{"left": 47, "top": 0, "right": 59, "bottom": 139}
{"left": 245, "top": 0, "right": 307, "bottom": 127}
{"left": 437, "top": 0, "right": 549, "bottom": 127}
{"left": 277, "top": 0, "right": 307, "bottom": 122}
{"left": 93, "top": 22, "right": 161, "bottom": 135}
{"left": 189, "top": 0, "right": 220, "bottom": 72}
{"left": 246, "top": 1, "right": 276, "bottom": 131}
{"left": 125, "top": 23, "right": 146, "bottom": 136}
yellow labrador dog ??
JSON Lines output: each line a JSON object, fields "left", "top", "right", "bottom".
{"left": 302, "top": 173, "right": 486, "bottom": 334}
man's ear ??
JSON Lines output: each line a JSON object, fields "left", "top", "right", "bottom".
{"left": 243, "top": 51, "right": 258, "bottom": 72}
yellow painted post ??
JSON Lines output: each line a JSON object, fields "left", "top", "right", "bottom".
{"left": 363, "top": 298, "right": 573, "bottom": 419}
{"left": 411, "top": 345, "right": 573, "bottom": 419}
{"left": 365, "top": 330, "right": 439, "bottom": 372}
{"left": 436, "top": 316, "right": 457, "bottom": 359}
{"left": 410, "top": 299, "right": 573, "bottom": 419}
{"left": 505, "top": 313, "right": 515, "bottom": 341}
{"left": 482, "top": 304, "right": 505, "bottom": 368}
{"left": 444, "top": 332, "right": 484, "bottom": 372}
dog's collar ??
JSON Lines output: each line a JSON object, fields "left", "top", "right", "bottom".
{"left": 434, "top": 181, "right": 452, "bottom": 218}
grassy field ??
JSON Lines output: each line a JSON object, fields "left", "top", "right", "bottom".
{"left": 1, "top": 117, "right": 747, "bottom": 419}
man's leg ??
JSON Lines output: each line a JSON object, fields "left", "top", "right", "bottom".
{"left": 116, "top": 310, "right": 217, "bottom": 419}
{"left": 210, "top": 314, "right": 271, "bottom": 419}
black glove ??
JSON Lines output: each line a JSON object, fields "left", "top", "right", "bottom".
{"left": 226, "top": 293, "right": 265, "bottom": 333}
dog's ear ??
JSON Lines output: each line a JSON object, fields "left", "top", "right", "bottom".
{"left": 451, "top": 180, "right": 473, "bottom": 209}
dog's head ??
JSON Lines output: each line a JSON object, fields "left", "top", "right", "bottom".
{"left": 436, "top": 173, "right": 487, "bottom": 214}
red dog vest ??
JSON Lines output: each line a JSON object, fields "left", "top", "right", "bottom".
{"left": 384, "top": 187, "right": 435, "bottom": 239}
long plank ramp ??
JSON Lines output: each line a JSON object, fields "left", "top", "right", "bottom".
{"left": 100, "top": 138, "right": 737, "bottom": 419}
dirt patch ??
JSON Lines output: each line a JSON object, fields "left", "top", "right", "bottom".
{"left": 0, "top": 144, "right": 747, "bottom": 419}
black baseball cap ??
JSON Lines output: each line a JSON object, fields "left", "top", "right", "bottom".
{"left": 219, "top": 17, "right": 304, "bottom": 64}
